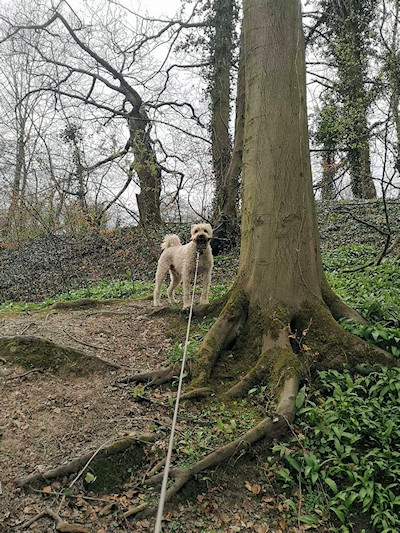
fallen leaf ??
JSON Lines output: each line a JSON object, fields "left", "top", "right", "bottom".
{"left": 262, "top": 496, "right": 275, "bottom": 503}
{"left": 245, "top": 481, "right": 261, "bottom": 494}
{"left": 22, "top": 506, "right": 36, "bottom": 515}
{"left": 42, "top": 486, "right": 52, "bottom": 494}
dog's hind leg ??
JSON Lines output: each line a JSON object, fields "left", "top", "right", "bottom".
{"left": 167, "top": 270, "right": 181, "bottom": 304}
{"left": 153, "top": 262, "right": 169, "bottom": 307}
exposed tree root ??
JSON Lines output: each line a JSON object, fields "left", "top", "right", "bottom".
{"left": 135, "top": 376, "right": 299, "bottom": 519}
{"left": 5, "top": 368, "right": 43, "bottom": 381}
{"left": 16, "top": 432, "right": 157, "bottom": 488}
{"left": 19, "top": 507, "right": 90, "bottom": 532}
{"left": 116, "top": 363, "right": 182, "bottom": 385}
{"left": 50, "top": 298, "right": 123, "bottom": 311}
{"left": 190, "top": 291, "right": 248, "bottom": 388}
{"left": 321, "top": 279, "right": 367, "bottom": 323}
{"left": 224, "top": 344, "right": 299, "bottom": 399}
{"left": 122, "top": 502, "right": 149, "bottom": 519}
{"left": 150, "top": 299, "right": 226, "bottom": 318}
{"left": 297, "top": 300, "right": 395, "bottom": 370}
{"left": 180, "top": 387, "right": 214, "bottom": 400}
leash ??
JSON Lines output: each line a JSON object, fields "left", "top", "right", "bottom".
{"left": 154, "top": 250, "right": 201, "bottom": 533}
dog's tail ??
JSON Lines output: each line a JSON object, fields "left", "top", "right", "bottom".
{"left": 161, "top": 234, "right": 182, "bottom": 250}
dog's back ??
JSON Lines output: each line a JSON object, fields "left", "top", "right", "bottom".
{"left": 161, "top": 234, "right": 181, "bottom": 250}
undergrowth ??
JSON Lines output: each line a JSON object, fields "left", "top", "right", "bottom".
{"left": 0, "top": 280, "right": 230, "bottom": 313}
{"left": 323, "top": 244, "right": 400, "bottom": 356}
{"left": 267, "top": 365, "right": 400, "bottom": 532}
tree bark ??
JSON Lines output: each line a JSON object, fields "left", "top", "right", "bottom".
{"left": 328, "top": 0, "right": 377, "bottom": 199}
{"left": 211, "top": 27, "right": 244, "bottom": 254}
{"left": 320, "top": 150, "right": 338, "bottom": 200}
{"left": 238, "top": 0, "right": 322, "bottom": 309}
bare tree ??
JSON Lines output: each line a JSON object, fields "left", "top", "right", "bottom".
{"left": 0, "top": 30, "right": 55, "bottom": 238}
{"left": 1, "top": 1, "right": 211, "bottom": 228}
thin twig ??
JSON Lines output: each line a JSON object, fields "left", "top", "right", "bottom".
{"left": 62, "top": 328, "right": 114, "bottom": 352}
{"left": 6, "top": 369, "right": 43, "bottom": 381}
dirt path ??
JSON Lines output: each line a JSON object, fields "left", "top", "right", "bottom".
{"left": 0, "top": 300, "right": 177, "bottom": 531}
{"left": 0, "top": 300, "right": 303, "bottom": 533}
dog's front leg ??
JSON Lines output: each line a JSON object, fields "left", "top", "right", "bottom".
{"left": 200, "top": 269, "right": 211, "bottom": 305}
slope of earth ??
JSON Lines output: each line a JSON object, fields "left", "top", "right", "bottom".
{"left": 0, "top": 299, "right": 295, "bottom": 533}
{"left": 0, "top": 200, "right": 399, "bottom": 304}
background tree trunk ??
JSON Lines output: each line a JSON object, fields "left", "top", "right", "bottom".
{"left": 316, "top": 0, "right": 378, "bottom": 199}
{"left": 210, "top": 0, "right": 234, "bottom": 196}
{"left": 127, "top": 110, "right": 162, "bottom": 228}
{"left": 211, "top": 28, "right": 244, "bottom": 254}
{"left": 320, "top": 150, "right": 338, "bottom": 200}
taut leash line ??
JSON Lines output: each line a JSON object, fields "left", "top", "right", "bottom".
{"left": 154, "top": 251, "right": 201, "bottom": 533}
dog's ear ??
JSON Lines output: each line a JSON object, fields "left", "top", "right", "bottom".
{"left": 204, "top": 223, "right": 213, "bottom": 237}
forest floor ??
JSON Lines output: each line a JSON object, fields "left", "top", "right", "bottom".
{"left": 1, "top": 199, "right": 400, "bottom": 532}
{"left": 0, "top": 298, "right": 299, "bottom": 533}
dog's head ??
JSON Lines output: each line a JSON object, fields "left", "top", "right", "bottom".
{"left": 191, "top": 223, "right": 213, "bottom": 250}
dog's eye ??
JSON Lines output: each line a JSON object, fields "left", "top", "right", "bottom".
{"left": 194, "top": 229, "right": 198, "bottom": 233}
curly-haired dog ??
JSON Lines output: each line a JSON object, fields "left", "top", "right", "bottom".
{"left": 153, "top": 223, "right": 213, "bottom": 308}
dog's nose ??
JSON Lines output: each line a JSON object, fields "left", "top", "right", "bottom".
{"left": 197, "top": 234, "right": 206, "bottom": 242}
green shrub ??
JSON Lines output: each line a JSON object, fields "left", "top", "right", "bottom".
{"left": 324, "top": 245, "right": 400, "bottom": 326}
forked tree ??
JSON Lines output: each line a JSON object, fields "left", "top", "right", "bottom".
{"left": 129, "top": 0, "right": 394, "bottom": 509}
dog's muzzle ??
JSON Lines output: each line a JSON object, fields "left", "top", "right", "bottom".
{"left": 195, "top": 234, "right": 208, "bottom": 250}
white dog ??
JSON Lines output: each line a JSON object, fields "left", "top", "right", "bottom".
{"left": 153, "top": 224, "right": 213, "bottom": 308}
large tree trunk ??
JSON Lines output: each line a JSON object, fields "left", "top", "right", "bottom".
{"left": 238, "top": 0, "right": 321, "bottom": 309}
{"left": 191, "top": 0, "right": 391, "bottom": 394}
